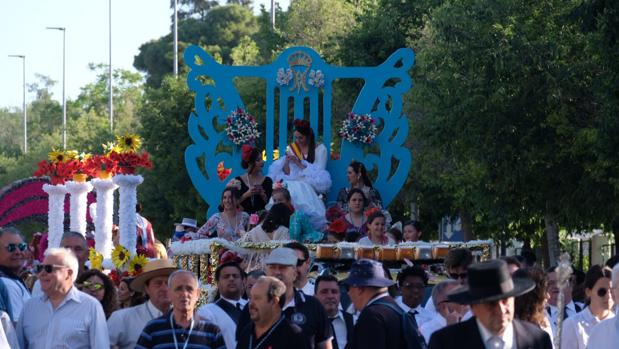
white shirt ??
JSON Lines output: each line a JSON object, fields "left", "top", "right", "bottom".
{"left": 107, "top": 300, "right": 163, "bottom": 349}
{"left": 586, "top": 314, "right": 619, "bottom": 349}
{"left": 197, "top": 297, "right": 247, "bottom": 349}
{"left": 358, "top": 236, "right": 395, "bottom": 246}
{"left": 395, "top": 296, "right": 434, "bottom": 327}
{"left": 1, "top": 276, "right": 30, "bottom": 322}
{"left": 300, "top": 279, "right": 315, "bottom": 296}
{"left": 0, "top": 311, "right": 19, "bottom": 349}
{"left": 330, "top": 311, "right": 348, "bottom": 349}
{"left": 477, "top": 318, "right": 514, "bottom": 349}
{"left": 561, "top": 306, "right": 615, "bottom": 349}
{"left": 17, "top": 286, "right": 110, "bottom": 349}
{"left": 420, "top": 315, "right": 446, "bottom": 343}
{"left": 548, "top": 301, "right": 582, "bottom": 335}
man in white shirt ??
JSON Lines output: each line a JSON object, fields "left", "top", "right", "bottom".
{"left": 396, "top": 265, "right": 434, "bottom": 327}
{"left": 108, "top": 259, "right": 176, "bottom": 349}
{"left": 198, "top": 261, "right": 247, "bottom": 349}
{"left": 17, "top": 247, "right": 109, "bottom": 349}
{"left": 314, "top": 274, "right": 353, "bottom": 349}
{"left": 285, "top": 242, "right": 315, "bottom": 295}
{"left": 587, "top": 263, "right": 619, "bottom": 349}
{"left": 546, "top": 266, "right": 583, "bottom": 334}
{"left": 419, "top": 279, "right": 466, "bottom": 343}
{"left": 0, "top": 227, "right": 30, "bottom": 323}
{"left": 428, "top": 259, "right": 552, "bottom": 349}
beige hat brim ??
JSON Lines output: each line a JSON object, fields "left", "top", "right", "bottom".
{"left": 130, "top": 267, "right": 178, "bottom": 293}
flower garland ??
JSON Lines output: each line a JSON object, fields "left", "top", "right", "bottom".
{"left": 66, "top": 180, "right": 93, "bottom": 235}
{"left": 34, "top": 150, "right": 81, "bottom": 185}
{"left": 113, "top": 174, "right": 144, "bottom": 256}
{"left": 42, "top": 183, "right": 67, "bottom": 249}
{"left": 225, "top": 108, "right": 261, "bottom": 146}
{"left": 91, "top": 178, "right": 118, "bottom": 258}
{"left": 338, "top": 112, "right": 378, "bottom": 145}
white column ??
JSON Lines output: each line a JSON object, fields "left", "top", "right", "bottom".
{"left": 42, "top": 184, "right": 67, "bottom": 249}
{"left": 92, "top": 178, "right": 118, "bottom": 258}
{"left": 65, "top": 180, "right": 93, "bottom": 235}
{"left": 113, "top": 174, "right": 143, "bottom": 256}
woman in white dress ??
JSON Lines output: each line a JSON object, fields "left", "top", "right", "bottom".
{"left": 268, "top": 119, "right": 331, "bottom": 228}
{"left": 561, "top": 265, "right": 615, "bottom": 349}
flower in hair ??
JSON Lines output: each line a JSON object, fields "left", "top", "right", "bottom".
{"left": 241, "top": 144, "right": 254, "bottom": 162}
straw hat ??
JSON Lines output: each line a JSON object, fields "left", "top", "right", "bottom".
{"left": 130, "top": 259, "right": 178, "bottom": 292}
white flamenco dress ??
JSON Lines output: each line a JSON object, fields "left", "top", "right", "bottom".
{"left": 268, "top": 143, "right": 331, "bottom": 230}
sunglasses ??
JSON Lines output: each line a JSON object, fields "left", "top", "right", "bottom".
{"left": 79, "top": 281, "right": 104, "bottom": 291}
{"left": 5, "top": 243, "right": 27, "bottom": 253}
{"left": 596, "top": 288, "right": 608, "bottom": 298}
{"left": 449, "top": 272, "right": 467, "bottom": 280}
{"left": 296, "top": 258, "right": 307, "bottom": 267}
{"left": 35, "top": 264, "right": 67, "bottom": 274}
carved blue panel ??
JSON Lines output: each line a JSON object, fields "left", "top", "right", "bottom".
{"left": 184, "top": 46, "right": 414, "bottom": 217}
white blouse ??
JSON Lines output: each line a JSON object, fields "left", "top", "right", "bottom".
{"left": 561, "top": 306, "right": 615, "bottom": 349}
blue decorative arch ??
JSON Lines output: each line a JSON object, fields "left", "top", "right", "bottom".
{"left": 184, "top": 46, "right": 414, "bottom": 217}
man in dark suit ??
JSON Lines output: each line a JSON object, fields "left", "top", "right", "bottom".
{"left": 342, "top": 259, "right": 426, "bottom": 349}
{"left": 314, "top": 274, "right": 354, "bottom": 349}
{"left": 428, "top": 259, "right": 553, "bottom": 349}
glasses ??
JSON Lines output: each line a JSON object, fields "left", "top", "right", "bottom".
{"left": 449, "top": 272, "right": 467, "bottom": 280}
{"left": 296, "top": 259, "right": 307, "bottom": 267}
{"left": 5, "top": 243, "right": 27, "bottom": 253}
{"left": 79, "top": 281, "right": 104, "bottom": 291}
{"left": 596, "top": 288, "right": 608, "bottom": 298}
{"left": 35, "top": 264, "right": 67, "bottom": 274}
{"left": 400, "top": 282, "right": 425, "bottom": 290}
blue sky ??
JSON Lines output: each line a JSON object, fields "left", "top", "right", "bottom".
{"left": 0, "top": 0, "right": 288, "bottom": 109}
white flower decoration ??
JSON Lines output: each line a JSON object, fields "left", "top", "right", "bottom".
{"left": 276, "top": 68, "right": 293, "bottom": 86}
{"left": 308, "top": 70, "right": 325, "bottom": 88}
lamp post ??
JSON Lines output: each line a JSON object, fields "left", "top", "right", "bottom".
{"left": 173, "top": 0, "right": 178, "bottom": 76}
{"left": 108, "top": 0, "right": 113, "bottom": 132}
{"left": 8, "top": 54, "right": 27, "bottom": 153}
{"left": 46, "top": 26, "right": 67, "bottom": 150}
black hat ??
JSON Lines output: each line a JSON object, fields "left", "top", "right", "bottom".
{"left": 447, "top": 259, "right": 535, "bottom": 304}
{"left": 341, "top": 259, "right": 395, "bottom": 288}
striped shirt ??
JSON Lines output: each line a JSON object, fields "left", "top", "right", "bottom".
{"left": 136, "top": 311, "right": 225, "bottom": 349}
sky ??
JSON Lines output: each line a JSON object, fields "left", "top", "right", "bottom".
{"left": 0, "top": 0, "right": 288, "bottom": 109}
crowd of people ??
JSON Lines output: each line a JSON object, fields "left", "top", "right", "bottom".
{"left": 0, "top": 221, "right": 618, "bottom": 348}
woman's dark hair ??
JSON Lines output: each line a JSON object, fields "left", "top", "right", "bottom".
{"left": 294, "top": 120, "right": 316, "bottom": 163}
{"left": 514, "top": 267, "right": 547, "bottom": 327}
{"left": 403, "top": 220, "right": 422, "bottom": 233}
{"left": 241, "top": 147, "right": 262, "bottom": 171}
{"left": 262, "top": 203, "right": 291, "bottom": 232}
{"left": 119, "top": 277, "right": 145, "bottom": 307}
{"left": 349, "top": 160, "right": 373, "bottom": 188}
{"left": 346, "top": 188, "right": 368, "bottom": 208}
{"left": 366, "top": 210, "right": 386, "bottom": 225}
{"left": 584, "top": 264, "right": 612, "bottom": 290}
{"left": 272, "top": 188, "right": 292, "bottom": 202}
{"left": 218, "top": 187, "right": 241, "bottom": 212}
{"left": 76, "top": 269, "right": 117, "bottom": 318}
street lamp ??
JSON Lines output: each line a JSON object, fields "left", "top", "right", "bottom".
{"left": 46, "top": 26, "right": 67, "bottom": 150}
{"left": 108, "top": 0, "right": 113, "bottom": 132}
{"left": 173, "top": 0, "right": 178, "bottom": 76}
{"left": 8, "top": 54, "right": 27, "bottom": 153}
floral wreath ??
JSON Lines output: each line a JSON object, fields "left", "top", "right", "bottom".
{"left": 226, "top": 108, "right": 261, "bottom": 146}
{"left": 338, "top": 112, "right": 378, "bottom": 145}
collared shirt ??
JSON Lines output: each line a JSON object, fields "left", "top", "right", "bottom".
{"left": 547, "top": 301, "right": 582, "bottom": 334}
{"left": 365, "top": 292, "right": 390, "bottom": 308}
{"left": 198, "top": 297, "right": 247, "bottom": 349}
{"left": 136, "top": 311, "right": 225, "bottom": 349}
{"left": 330, "top": 311, "right": 348, "bottom": 349}
{"left": 420, "top": 315, "right": 447, "bottom": 343}
{"left": 586, "top": 313, "right": 619, "bottom": 349}
{"left": 395, "top": 296, "right": 434, "bottom": 327}
{"left": 476, "top": 317, "right": 514, "bottom": 349}
{"left": 17, "top": 286, "right": 110, "bottom": 349}
{"left": 0, "top": 276, "right": 30, "bottom": 323}
{"left": 108, "top": 300, "right": 163, "bottom": 349}
{"left": 300, "top": 279, "right": 315, "bottom": 296}
{"left": 561, "top": 306, "right": 615, "bottom": 349}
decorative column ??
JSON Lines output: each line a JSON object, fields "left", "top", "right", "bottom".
{"left": 42, "top": 184, "right": 67, "bottom": 249}
{"left": 91, "top": 178, "right": 118, "bottom": 259}
{"left": 65, "top": 180, "right": 93, "bottom": 235}
{"left": 113, "top": 174, "right": 143, "bottom": 256}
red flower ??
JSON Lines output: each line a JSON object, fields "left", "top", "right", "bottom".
{"left": 326, "top": 205, "right": 345, "bottom": 222}
{"left": 217, "top": 161, "right": 232, "bottom": 181}
{"left": 328, "top": 219, "right": 347, "bottom": 235}
{"left": 364, "top": 207, "right": 381, "bottom": 218}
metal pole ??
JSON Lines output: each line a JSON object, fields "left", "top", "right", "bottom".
{"left": 62, "top": 28, "right": 66, "bottom": 150}
{"left": 8, "top": 55, "right": 27, "bottom": 153}
{"left": 173, "top": 0, "right": 178, "bottom": 76}
{"left": 109, "top": 0, "right": 113, "bottom": 132}
{"left": 271, "top": 0, "right": 275, "bottom": 28}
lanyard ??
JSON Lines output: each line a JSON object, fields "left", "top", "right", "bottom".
{"left": 169, "top": 312, "right": 195, "bottom": 349}
{"left": 249, "top": 316, "right": 284, "bottom": 349}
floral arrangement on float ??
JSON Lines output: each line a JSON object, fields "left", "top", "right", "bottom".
{"left": 88, "top": 245, "right": 148, "bottom": 285}
{"left": 338, "top": 112, "right": 378, "bottom": 145}
{"left": 107, "top": 134, "right": 153, "bottom": 174}
{"left": 225, "top": 107, "right": 261, "bottom": 146}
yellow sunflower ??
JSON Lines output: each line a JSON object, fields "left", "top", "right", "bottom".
{"left": 111, "top": 245, "right": 130, "bottom": 269}
{"left": 115, "top": 133, "right": 142, "bottom": 153}
{"left": 88, "top": 247, "right": 103, "bottom": 270}
{"left": 48, "top": 150, "right": 68, "bottom": 163}
{"left": 65, "top": 150, "right": 79, "bottom": 160}
{"left": 128, "top": 254, "right": 149, "bottom": 276}
{"left": 102, "top": 141, "right": 119, "bottom": 155}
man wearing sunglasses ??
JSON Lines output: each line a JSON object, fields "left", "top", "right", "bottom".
{"left": 17, "top": 247, "right": 109, "bottom": 349}
{"left": 284, "top": 242, "right": 315, "bottom": 296}
{"left": 0, "top": 227, "right": 30, "bottom": 323}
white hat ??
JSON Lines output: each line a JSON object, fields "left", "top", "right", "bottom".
{"left": 175, "top": 218, "right": 198, "bottom": 229}
{"left": 264, "top": 247, "right": 298, "bottom": 266}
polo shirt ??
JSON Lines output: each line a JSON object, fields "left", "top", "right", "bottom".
{"left": 136, "top": 311, "right": 225, "bottom": 349}
{"left": 237, "top": 290, "right": 333, "bottom": 346}
{"left": 237, "top": 315, "right": 311, "bottom": 349}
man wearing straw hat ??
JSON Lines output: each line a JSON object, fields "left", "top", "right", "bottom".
{"left": 108, "top": 259, "right": 176, "bottom": 349}
{"left": 428, "top": 259, "right": 552, "bottom": 349}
